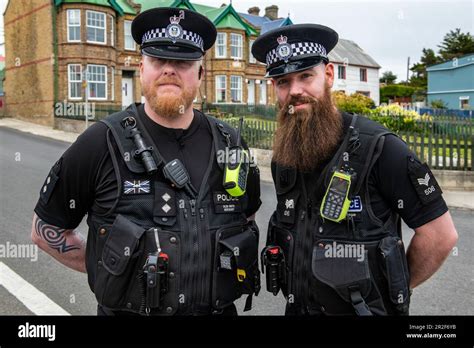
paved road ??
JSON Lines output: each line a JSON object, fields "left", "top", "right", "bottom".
{"left": 0, "top": 126, "right": 472, "bottom": 315}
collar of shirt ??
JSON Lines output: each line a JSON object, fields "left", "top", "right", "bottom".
{"left": 138, "top": 104, "right": 202, "bottom": 143}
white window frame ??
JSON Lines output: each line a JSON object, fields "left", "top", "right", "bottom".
{"left": 249, "top": 39, "right": 256, "bottom": 64}
{"left": 108, "top": 14, "right": 115, "bottom": 47}
{"left": 111, "top": 67, "right": 115, "bottom": 101}
{"left": 86, "top": 10, "right": 107, "bottom": 45}
{"left": 360, "top": 68, "right": 367, "bottom": 82}
{"left": 230, "top": 75, "right": 242, "bottom": 103}
{"left": 67, "top": 9, "right": 81, "bottom": 43}
{"left": 124, "top": 20, "right": 135, "bottom": 51}
{"left": 230, "top": 33, "right": 243, "bottom": 59}
{"left": 215, "top": 32, "right": 226, "bottom": 58}
{"left": 215, "top": 75, "right": 226, "bottom": 103}
{"left": 68, "top": 64, "right": 82, "bottom": 100}
{"left": 459, "top": 96, "right": 470, "bottom": 109}
{"left": 86, "top": 64, "right": 107, "bottom": 100}
{"left": 338, "top": 65, "right": 346, "bottom": 80}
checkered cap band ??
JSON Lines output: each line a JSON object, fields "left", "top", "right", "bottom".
{"left": 141, "top": 28, "right": 204, "bottom": 50}
{"left": 266, "top": 42, "right": 327, "bottom": 66}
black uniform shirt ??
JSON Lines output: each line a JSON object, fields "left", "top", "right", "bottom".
{"left": 35, "top": 104, "right": 261, "bottom": 229}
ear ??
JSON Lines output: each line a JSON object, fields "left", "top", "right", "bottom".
{"left": 325, "top": 63, "right": 335, "bottom": 88}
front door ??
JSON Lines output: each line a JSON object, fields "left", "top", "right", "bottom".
{"left": 122, "top": 76, "right": 134, "bottom": 108}
{"left": 247, "top": 80, "right": 255, "bottom": 105}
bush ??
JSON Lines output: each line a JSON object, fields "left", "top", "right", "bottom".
{"left": 332, "top": 91, "right": 374, "bottom": 115}
{"left": 430, "top": 99, "right": 448, "bottom": 109}
{"left": 369, "top": 104, "right": 432, "bottom": 133}
{"left": 380, "top": 85, "right": 420, "bottom": 104}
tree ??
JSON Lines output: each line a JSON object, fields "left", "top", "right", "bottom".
{"left": 438, "top": 28, "right": 474, "bottom": 60}
{"left": 409, "top": 48, "right": 441, "bottom": 87}
{"left": 380, "top": 71, "right": 397, "bottom": 84}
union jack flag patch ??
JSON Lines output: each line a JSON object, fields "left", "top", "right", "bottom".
{"left": 123, "top": 180, "right": 151, "bottom": 195}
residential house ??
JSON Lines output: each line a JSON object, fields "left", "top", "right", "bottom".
{"left": 427, "top": 54, "right": 474, "bottom": 109}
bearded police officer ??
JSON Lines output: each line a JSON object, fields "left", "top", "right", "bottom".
{"left": 31, "top": 7, "right": 261, "bottom": 316}
{"left": 253, "top": 24, "right": 458, "bottom": 315}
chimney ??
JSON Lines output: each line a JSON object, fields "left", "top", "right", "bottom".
{"left": 265, "top": 5, "right": 278, "bottom": 20}
{"left": 248, "top": 6, "right": 260, "bottom": 16}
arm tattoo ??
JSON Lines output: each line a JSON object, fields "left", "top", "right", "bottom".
{"left": 34, "top": 216, "right": 80, "bottom": 253}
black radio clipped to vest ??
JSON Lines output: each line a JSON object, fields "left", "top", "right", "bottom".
{"left": 261, "top": 245, "right": 286, "bottom": 296}
{"left": 162, "top": 159, "right": 198, "bottom": 199}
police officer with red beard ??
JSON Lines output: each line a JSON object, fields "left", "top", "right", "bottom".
{"left": 253, "top": 24, "right": 458, "bottom": 315}
{"left": 31, "top": 8, "right": 261, "bottom": 316}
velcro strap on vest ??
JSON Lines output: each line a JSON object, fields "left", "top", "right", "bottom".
{"left": 349, "top": 286, "right": 373, "bottom": 316}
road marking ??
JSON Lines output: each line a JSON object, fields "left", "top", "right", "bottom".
{"left": 0, "top": 262, "right": 70, "bottom": 315}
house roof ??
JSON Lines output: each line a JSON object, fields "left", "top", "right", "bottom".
{"left": 54, "top": 0, "right": 136, "bottom": 15}
{"left": 329, "top": 38, "right": 381, "bottom": 69}
{"left": 239, "top": 12, "right": 293, "bottom": 34}
{"left": 134, "top": 0, "right": 257, "bottom": 35}
{"left": 426, "top": 53, "right": 474, "bottom": 72}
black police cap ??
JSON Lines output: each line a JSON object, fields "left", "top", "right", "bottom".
{"left": 252, "top": 24, "right": 339, "bottom": 77}
{"left": 132, "top": 7, "right": 217, "bottom": 61}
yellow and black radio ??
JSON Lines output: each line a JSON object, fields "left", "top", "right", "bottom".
{"left": 223, "top": 117, "right": 249, "bottom": 197}
{"left": 320, "top": 170, "right": 353, "bottom": 222}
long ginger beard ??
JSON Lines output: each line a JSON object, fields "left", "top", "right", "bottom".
{"left": 272, "top": 83, "right": 343, "bottom": 172}
{"left": 142, "top": 75, "right": 197, "bottom": 119}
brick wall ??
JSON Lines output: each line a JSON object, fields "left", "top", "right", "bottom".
{"left": 4, "top": 1, "right": 55, "bottom": 125}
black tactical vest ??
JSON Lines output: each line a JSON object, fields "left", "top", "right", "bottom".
{"left": 85, "top": 104, "right": 260, "bottom": 315}
{"left": 267, "top": 113, "right": 411, "bottom": 316}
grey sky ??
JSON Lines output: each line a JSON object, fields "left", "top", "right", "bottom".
{"left": 0, "top": 0, "right": 472, "bottom": 82}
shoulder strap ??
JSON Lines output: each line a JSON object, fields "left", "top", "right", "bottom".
{"left": 100, "top": 103, "right": 164, "bottom": 174}
{"left": 315, "top": 114, "right": 396, "bottom": 199}
{"left": 204, "top": 114, "right": 239, "bottom": 171}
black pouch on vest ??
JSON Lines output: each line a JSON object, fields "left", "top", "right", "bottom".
{"left": 378, "top": 236, "right": 410, "bottom": 315}
{"left": 94, "top": 215, "right": 146, "bottom": 308}
{"left": 212, "top": 221, "right": 260, "bottom": 310}
{"left": 311, "top": 241, "right": 375, "bottom": 315}
{"left": 266, "top": 213, "right": 294, "bottom": 297}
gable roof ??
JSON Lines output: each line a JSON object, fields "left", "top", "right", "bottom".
{"left": 329, "top": 38, "right": 381, "bottom": 69}
{"left": 134, "top": 0, "right": 257, "bottom": 35}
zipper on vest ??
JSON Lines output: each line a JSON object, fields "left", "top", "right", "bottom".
{"left": 307, "top": 199, "right": 313, "bottom": 219}
{"left": 198, "top": 206, "right": 208, "bottom": 309}
{"left": 180, "top": 205, "right": 191, "bottom": 313}
{"left": 189, "top": 199, "right": 199, "bottom": 312}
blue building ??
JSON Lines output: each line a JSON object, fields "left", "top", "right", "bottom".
{"left": 426, "top": 54, "right": 474, "bottom": 109}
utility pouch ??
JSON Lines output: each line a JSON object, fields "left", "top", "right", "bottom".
{"left": 378, "top": 236, "right": 410, "bottom": 315}
{"left": 212, "top": 222, "right": 260, "bottom": 311}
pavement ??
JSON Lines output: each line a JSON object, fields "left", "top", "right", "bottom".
{"left": 1, "top": 116, "right": 472, "bottom": 210}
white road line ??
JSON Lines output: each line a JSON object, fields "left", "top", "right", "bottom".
{"left": 0, "top": 262, "right": 70, "bottom": 315}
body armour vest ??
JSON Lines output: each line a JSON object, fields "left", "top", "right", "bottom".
{"left": 267, "top": 113, "right": 411, "bottom": 316}
{"left": 85, "top": 104, "right": 260, "bottom": 315}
